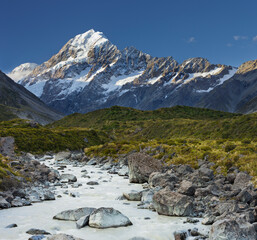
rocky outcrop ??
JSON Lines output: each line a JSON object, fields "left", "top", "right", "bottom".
{"left": 128, "top": 153, "right": 163, "bottom": 183}
{"left": 88, "top": 207, "right": 132, "bottom": 228}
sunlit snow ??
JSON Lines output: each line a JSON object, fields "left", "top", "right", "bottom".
{"left": 103, "top": 71, "right": 143, "bottom": 93}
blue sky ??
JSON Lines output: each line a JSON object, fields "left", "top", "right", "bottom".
{"left": 1, "top": 0, "right": 257, "bottom": 73}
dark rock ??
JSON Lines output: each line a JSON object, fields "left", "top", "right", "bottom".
{"left": 173, "top": 230, "right": 188, "bottom": 240}
{"left": 26, "top": 228, "right": 51, "bottom": 235}
{"left": 86, "top": 181, "right": 99, "bottom": 185}
{"left": 237, "top": 189, "right": 253, "bottom": 203}
{"left": 128, "top": 153, "right": 163, "bottom": 183}
{"left": 178, "top": 180, "right": 196, "bottom": 196}
{"left": 149, "top": 172, "right": 177, "bottom": 188}
{"left": 5, "top": 223, "right": 17, "bottom": 228}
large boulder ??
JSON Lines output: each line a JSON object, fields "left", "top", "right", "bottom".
{"left": 47, "top": 234, "right": 83, "bottom": 240}
{"left": 55, "top": 151, "right": 71, "bottom": 161}
{"left": 0, "top": 196, "right": 11, "bottom": 209}
{"left": 233, "top": 172, "right": 251, "bottom": 190}
{"left": 149, "top": 172, "right": 177, "bottom": 188}
{"left": 128, "top": 153, "right": 163, "bottom": 183}
{"left": 209, "top": 218, "right": 256, "bottom": 240}
{"left": 153, "top": 188, "right": 194, "bottom": 216}
{"left": 89, "top": 207, "right": 132, "bottom": 228}
{"left": 123, "top": 190, "right": 142, "bottom": 201}
{"left": 53, "top": 207, "right": 96, "bottom": 221}
{"left": 60, "top": 174, "right": 77, "bottom": 183}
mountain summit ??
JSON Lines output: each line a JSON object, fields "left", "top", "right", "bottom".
{"left": 9, "top": 29, "right": 257, "bottom": 114}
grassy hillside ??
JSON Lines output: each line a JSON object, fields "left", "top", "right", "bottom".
{"left": 0, "top": 119, "right": 109, "bottom": 154}
{"left": 2, "top": 105, "right": 257, "bottom": 183}
{"left": 50, "top": 105, "right": 239, "bottom": 128}
{"left": 49, "top": 105, "right": 257, "bottom": 141}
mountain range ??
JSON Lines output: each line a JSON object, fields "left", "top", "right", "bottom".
{"left": 6, "top": 29, "right": 257, "bottom": 115}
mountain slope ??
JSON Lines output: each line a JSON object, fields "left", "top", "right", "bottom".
{"left": 10, "top": 29, "right": 257, "bottom": 114}
{"left": 197, "top": 59, "right": 257, "bottom": 113}
{"left": 0, "top": 70, "right": 63, "bottom": 124}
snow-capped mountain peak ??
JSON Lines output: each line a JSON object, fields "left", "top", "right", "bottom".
{"left": 8, "top": 29, "right": 242, "bottom": 115}
{"left": 7, "top": 63, "right": 38, "bottom": 82}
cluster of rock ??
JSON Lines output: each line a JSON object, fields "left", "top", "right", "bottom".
{"left": 53, "top": 207, "right": 132, "bottom": 229}
{"left": 0, "top": 151, "right": 59, "bottom": 209}
{"left": 83, "top": 151, "right": 257, "bottom": 240}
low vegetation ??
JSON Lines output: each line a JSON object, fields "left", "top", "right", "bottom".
{"left": 0, "top": 119, "right": 109, "bottom": 154}
{"left": 1, "top": 105, "right": 257, "bottom": 182}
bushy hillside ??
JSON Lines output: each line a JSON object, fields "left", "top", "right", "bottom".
{"left": 0, "top": 119, "right": 108, "bottom": 154}
{"left": 50, "top": 105, "right": 239, "bottom": 128}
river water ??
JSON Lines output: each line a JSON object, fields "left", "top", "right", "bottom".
{"left": 0, "top": 156, "right": 209, "bottom": 240}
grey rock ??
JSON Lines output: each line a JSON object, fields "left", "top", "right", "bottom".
{"left": 153, "top": 188, "right": 194, "bottom": 216}
{"left": 26, "top": 228, "right": 51, "bottom": 235}
{"left": 47, "top": 234, "right": 83, "bottom": 240}
{"left": 0, "top": 196, "right": 11, "bottom": 208}
{"left": 89, "top": 207, "right": 132, "bottom": 228}
{"left": 148, "top": 172, "right": 177, "bottom": 188}
{"left": 173, "top": 230, "right": 188, "bottom": 240}
{"left": 178, "top": 180, "right": 196, "bottom": 196}
{"left": 233, "top": 172, "right": 251, "bottom": 190}
{"left": 76, "top": 215, "right": 90, "bottom": 229}
{"left": 60, "top": 174, "right": 77, "bottom": 182}
{"left": 43, "top": 190, "right": 55, "bottom": 200}
{"left": 209, "top": 218, "right": 257, "bottom": 240}
{"left": 202, "top": 215, "right": 216, "bottom": 225}
{"left": 55, "top": 151, "right": 71, "bottom": 161}
{"left": 53, "top": 207, "right": 96, "bottom": 221}
{"left": 29, "top": 236, "right": 46, "bottom": 240}
{"left": 123, "top": 190, "right": 142, "bottom": 201}
{"left": 199, "top": 166, "right": 214, "bottom": 180}
{"left": 118, "top": 165, "right": 129, "bottom": 176}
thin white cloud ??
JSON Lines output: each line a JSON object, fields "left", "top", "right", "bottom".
{"left": 187, "top": 37, "right": 195, "bottom": 43}
{"left": 253, "top": 36, "right": 257, "bottom": 41}
{"left": 233, "top": 35, "right": 248, "bottom": 41}
{"left": 226, "top": 43, "right": 233, "bottom": 47}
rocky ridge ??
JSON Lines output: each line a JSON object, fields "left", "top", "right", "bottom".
{"left": 11, "top": 29, "right": 257, "bottom": 115}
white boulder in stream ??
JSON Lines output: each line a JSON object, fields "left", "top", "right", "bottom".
{"left": 60, "top": 174, "right": 77, "bottom": 182}
{"left": 89, "top": 207, "right": 132, "bottom": 228}
{"left": 53, "top": 207, "right": 96, "bottom": 221}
